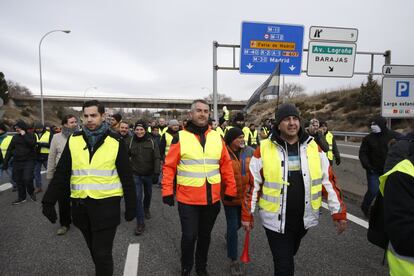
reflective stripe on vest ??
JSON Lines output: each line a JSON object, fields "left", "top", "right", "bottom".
{"left": 250, "top": 130, "right": 258, "bottom": 145}
{"left": 36, "top": 131, "right": 51, "bottom": 154}
{"left": 177, "top": 130, "right": 222, "bottom": 187}
{"left": 259, "top": 139, "right": 323, "bottom": 213}
{"left": 387, "top": 242, "right": 414, "bottom": 276}
{"left": 1, "top": 135, "right": 13, "bottom": 158}
{"left": 326, "top": 131, "right": 333, "bottom": 161}
{"left": 69, "top": 135, "right": 123, "bottom": 199}
{"left": 164, "top": 132, "right": 173, "bottom": 156}
{"left": 379, "top": 159, "right": 414, "bottom": 196}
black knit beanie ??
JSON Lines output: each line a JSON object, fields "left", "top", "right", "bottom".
{"left": 224, "top": 127, "right": 244, "bottom": 145}
{"left": 274, "top": 103, "right": 300, "bottom": 126}
{"left": 134, "top": 120, "right": 147, "bottom": 130}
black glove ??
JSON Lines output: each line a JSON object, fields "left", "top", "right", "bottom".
{"left": 152, "top": 174, "right": 159, "bottom": 184}
{"left": 162, "top": 195, "right": 174, "bottom": 206}
{"left": 124, "top": 208, "right": 136, "bottom": 222}
{"left": 224, "top": 195, "right": 235, "bottom": 201}
{"left": 335, "top": 159, "right": 341, "bottom": 166}
{"left": 42, "top": 203, "right": 57, "bottom": 224}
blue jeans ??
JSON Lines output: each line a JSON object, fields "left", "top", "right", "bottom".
{"left": 34, "top": 159, "right": 48, "bottom": 188}
{"left": 362, "top": 171, "right": 380, "bottom": 210}
{"left": 224, "top": 205, "right": 241, "bottom": 261}
{"left": 134, "top": 175, "right": 152, "bottom": 225}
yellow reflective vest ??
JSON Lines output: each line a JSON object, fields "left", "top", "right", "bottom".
{"left": 164, "top": 132, "right": 173, "bottom": 156}
{"left": 259, "top": 139, "right": 323, "bottom": 214}
{"left": 215, "top": 127, "right": 225, "bottom": 137}
{"left": 326, "top": 131, "right": 334, "bottom": 161}
{"left": 1, "top": 135, "right": 13, "bottom": 158}
{"left": 69, "top": 134, "right": 123, "bottom": 199}
{"left": 176, "top": 130, "right": 222, "bottom": 187}
{"left": 249, "top": 129, "right": 258, "bottom": 145}
{"left": 379, "top": 159, "right": 414, "bottom": 276}
{"left": 36, "top": 130, "right": 51, "bottom": 154}
{"left": 242, "top": 127, "right": 250, "bottom": 143}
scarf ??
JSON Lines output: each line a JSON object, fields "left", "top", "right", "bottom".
{"left": 83, "top": 122, "right": 109, "bottom": 148}
{"left": 61, "top": 126, "right": 78, "bottom": 138}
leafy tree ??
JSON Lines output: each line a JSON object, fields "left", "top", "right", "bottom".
{"left": 283, "top": 83, "right": 305, "bottom": 99}
{"left": 358, "top": 75, "right": 381, "bottom": 106}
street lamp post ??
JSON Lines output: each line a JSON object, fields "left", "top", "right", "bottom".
{"left": 83, "top": 86, "right": 98, "bottom": 101}
{"left": 39, "top": 29, "right": 71, "bottom": 125}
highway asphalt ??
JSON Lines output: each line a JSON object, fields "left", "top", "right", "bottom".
{"left": 0, "top": 172, "right": 388, "bottom": 276}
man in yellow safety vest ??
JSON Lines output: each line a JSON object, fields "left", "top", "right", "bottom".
{"left": 33, "top": 121, "right": 53, "bottom": 194}
{"left": 0, "top": 123, "right": 16, "bottom": 189}
{"left": 320, "top": 121, "right": 341, "bottom": 166}
{"left": 380, "top": 145, "right": 414, "bottom": 276}
{"left": 42, "top": 100, "right": 136, "bottom": 276}
{"left": 242, "top": 103, "right": 347, "bottom": 275}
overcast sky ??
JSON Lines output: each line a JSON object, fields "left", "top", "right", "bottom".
{"left": 1, "top": 0, "right": 412, "bottom": 100}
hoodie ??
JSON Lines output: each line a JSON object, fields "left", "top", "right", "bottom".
{"left": 359, "top": 117, "right": 401, "bottom": 174}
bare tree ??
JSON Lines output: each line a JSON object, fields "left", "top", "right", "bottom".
{"left": 204, "top": 93, "right": 232, "bottom": 102}
{"left": 283, "top": 83, "right": 305, "bottom": 99}
{"left": 7, "top": 80, "right": 32, "bottom": 98}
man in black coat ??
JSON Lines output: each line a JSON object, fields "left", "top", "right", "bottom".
{"left": 3, "top": 120, "right": 37, "bottom": 204}
{"left": 42, "top": 100, "right": 136, "bottom": 276}
{"left": 359, "top": 116, "right": 400, "bottom": 217}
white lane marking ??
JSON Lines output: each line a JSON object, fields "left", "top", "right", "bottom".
{"left": 322, "top": 202, "right": 368, "bottom": 229}
{"left": 337, "top": 143, "right": 360, "bottom": 148}
{"left": 0, "top": 171, "right": 47, "bottom": 192}
{"left": 123, "top": 243, "right": 140, "bottom": 276}
{"left": 341, "top": 153, "right": 359, "bottom": 160}
{"left": 0, "top": 183, "right": 12, "bottom": 192}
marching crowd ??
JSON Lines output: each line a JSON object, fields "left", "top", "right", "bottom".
{"left": 1, "top": 99, "right": 413, "bottom": 276}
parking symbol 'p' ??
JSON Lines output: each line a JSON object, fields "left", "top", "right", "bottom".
{"left": 396, "top": 81, "right": 410, "bottom": 97}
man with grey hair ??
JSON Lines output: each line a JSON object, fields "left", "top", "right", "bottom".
{"left": 306, "top": 118, "right": 329, "bottom": 153}
{"left": 162, "top": 99, "right": 237, "bottom": 276}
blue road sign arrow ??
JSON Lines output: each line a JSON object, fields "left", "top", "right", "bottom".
{"left": 240, "top": 21, "right": 304, "bottom": 75}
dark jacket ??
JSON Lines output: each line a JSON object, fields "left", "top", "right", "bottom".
{"left": 125, "top": 133, "right": 161, "bottom": 176}
{"left": 307, "top": 130, "right": 329, "bottom": 152}
{"left": 42, "top": 129, "right": 136, "bottom": 230}
{"left": 159, "top": 128, "right": 179, "bottom": 159}
{"left": 384, "top": 131, "right": 414, "bottom": 172}
{"left": 383, "top": 154, "right": 414, "bottom": 257}
{"left": 359, "top": 129, "right": 400, "bottom": 175}
{"left": 4, "top": 132, "right": 37, "bottom": 163}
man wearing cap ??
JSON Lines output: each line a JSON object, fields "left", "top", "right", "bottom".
{"left": 247, "top": 123, "right": 259, "bottom": 149}
{"left": 160, "top": 119, "right": 180, "bottom": 160}
{"left": 242, "top": 103, "right": 347, "bottom": 276}
{"left": 125, "top": 120, "right": 160, "bottom": 235}
{"left": 223, "top": 127, "right": 254, "bottom": 276}
{"left": 33, "top": 121, "right": 53, "bottom": 194}
{"left": 4, "top": 120, "right": 37, "bottom": 204}
{"left": 162, "top": 99, "right": 237, "bottom": 276}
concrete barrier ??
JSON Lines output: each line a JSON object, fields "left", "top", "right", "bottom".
{"left": 333, "top": 156, "right": 367, "bottom": 204}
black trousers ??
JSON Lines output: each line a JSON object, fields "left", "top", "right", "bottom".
{"left": 12, "top": 160, "right": 35, "bottom": 200}
{"left": 58, "top": 195, "right": 71, "bottom": 227}
{"left": 178, "top": 201, "right": 220, "bottom": 272}
{"left": 71, "top": 198, "right": 120, "bottom": 276}
{"left": 264, "top": 227, "right": 307, "bottom": 276}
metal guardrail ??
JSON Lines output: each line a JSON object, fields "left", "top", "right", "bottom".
{"left": 332, "top": 131, "right": 368, "bottom": 142}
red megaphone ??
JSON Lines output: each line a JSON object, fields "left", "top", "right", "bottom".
{"left": 240, "top": 230, "right": 251, "bottom": 263}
